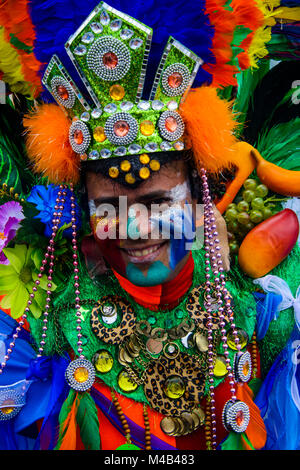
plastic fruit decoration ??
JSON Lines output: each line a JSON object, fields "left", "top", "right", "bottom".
{"left": 251, "top": 149, "right": 300, "bottom": 197}
{"left": 216, "top": 141, "right": 257, "bottom": 214}
{"left": 238, "top": 209, "right": 299, "bottom": 278}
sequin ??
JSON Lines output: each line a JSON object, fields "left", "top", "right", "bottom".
{"left": 110, "top": 84, "right": 125, "bottom": 101}
{"left": 93, "top": 126, "right": 106, "bottom": 142}
{"left": 120, "top": 160, "right": 131, "bottom": 172}
{"left": 139, "top": 167, "right": 150, "bottom": 179}
{"left": 139, "top": 154, "right": 150, "bottom": 164}
{"left": 93, "top": 350, "right": 114, "bottom": 373}
{"left": 74, "top": 367, "right": 89, "bottom": 383}
{"left": 109, "top": 167, "right": 119, "bottom": 178}
{"left": 103, "top": 52, "right": 118, "bottom": 69}
{"left": 140, "top": 120, "right": 155, "bottom": 136}
{"left": 227, "top": 329, "right": 248, "bottom": 350}
{"left": 114, "top": 120, "right": 129, "bottom": 137}
{"left": 214, "top": 356, "right": 228, "bottom": 377}
{"left": 118, "top": 370, "right": 138, "bottom": 392}
{"left": 163, "top": 375, "right": 185, "bottom": 399}
{"left": 125, "top": 173, "right": 136, "bottom": 184}
{"left": 149, "top": 159, "right": 160, "bottom": 171}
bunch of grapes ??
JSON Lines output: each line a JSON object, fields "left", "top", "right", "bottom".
{"left": 225, "top": 179, "right": 274, "bottom": 254}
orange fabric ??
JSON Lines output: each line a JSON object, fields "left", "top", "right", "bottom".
{"left": 93, "top": 380, "right": 177, "bottom": 450}
{"left": 113, "top": 253, "right": 194, "bottom": 311}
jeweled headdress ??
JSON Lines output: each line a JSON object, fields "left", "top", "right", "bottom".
{"left": 18, "top": 0, "right": 282, "bottom": 187}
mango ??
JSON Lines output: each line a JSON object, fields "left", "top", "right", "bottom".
{"left": 238, "top": 209, "right": 299, "bottom": 278}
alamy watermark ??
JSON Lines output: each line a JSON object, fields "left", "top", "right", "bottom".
{"left": 91, "top": 197, "right": 205, "bottom": 250}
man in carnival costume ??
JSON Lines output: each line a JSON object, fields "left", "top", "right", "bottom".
{"left": 0, "top": 0, "right": 300, "bottom": 451}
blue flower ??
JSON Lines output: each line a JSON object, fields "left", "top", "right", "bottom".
{"left": 27, "top": 185, "right": 81, "bottom": 238}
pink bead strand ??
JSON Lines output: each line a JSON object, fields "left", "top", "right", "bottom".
{"left": 69, "top": 183, "right": 83, "bottom": 359}
{"left": 200, "top": 168, "right": 242, "bottom": 401}
{"left": 37, "top": 185, "right": 67, "bottom": 357}
{"left": 0, "top": 185, "right": 66, "bottom": 372}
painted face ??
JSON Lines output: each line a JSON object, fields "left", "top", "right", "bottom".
{"left": 86, "top": 160, "right": 197, "bottom": 286}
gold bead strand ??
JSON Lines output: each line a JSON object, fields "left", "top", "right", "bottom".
{"left": 143, "top": 403, "right": 152, "bottom": 450}
{"left": 111, "top": 389, "right": 132, "bottom": 445}
{"left": 205, "top": 398, "right": 212, "bottom": 450}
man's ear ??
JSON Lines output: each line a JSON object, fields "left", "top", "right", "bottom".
{"left": 213, "top": 205, "right": 230, "bottom": 271}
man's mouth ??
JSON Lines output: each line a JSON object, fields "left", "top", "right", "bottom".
{"left": 121, "top": 241, "right": 167, "bottom": 264}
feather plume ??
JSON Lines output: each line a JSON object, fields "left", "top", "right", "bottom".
{"left": 23, "top": 103, "right": 80, "bottom": 184}
{"left": 55, "top": 389, "right": 80, "bottom": 450}
{"left": 180, "top": 86, "right": 238, "bottom": 173}
{"left": 236, "top": 382, "right": 267, "bottom": 450}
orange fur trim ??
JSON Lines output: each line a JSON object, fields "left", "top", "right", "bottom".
{"left": 23, "top": 104, "right": 80, "bottom": 185}
{"left": 180, "top": 87, "right": 238, "bottom": 173}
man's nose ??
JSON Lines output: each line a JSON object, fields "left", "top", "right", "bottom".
{"left": 127, "top": 204, "right": 151, "bottom": 240}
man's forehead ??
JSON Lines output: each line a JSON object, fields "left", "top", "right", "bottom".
{"left": 86, "top": 160, "right": 189, "bottom": 200}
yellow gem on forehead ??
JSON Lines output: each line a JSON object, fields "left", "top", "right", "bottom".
{"left": 94, "top": 350, "right": 114, "bottom": 374}
{"left": 109, "top": 84, "right": 125, "bottom": 101}
{"left": 149, "top": 159, "right": 160, "bottom": 171}
{"left": 109, "top": 166, "right": 119, "bottom": 178}
{"left": 118, "top": 370, "right": 138, "bottom": 392}
{"left": 139, "top": 153, "right": 150, "bottom": 164}
{"left": 140, "top": 120, "right": 155, "bottom": 136}
{"left": 125, "top": 173, "right": 136, "bottom": 184}
{"left": 139, "top": 167, "right": 150, "bottom": 180}
{"left": 74, "top": 366, "right": 89, "bottom": 383}
{"left": 93, "top": 126, "right": 106, "bottom": 142}
{"left": 120, "top": 160, "right": 131, "bottom": 172}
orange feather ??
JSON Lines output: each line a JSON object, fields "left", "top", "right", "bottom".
{"left": 58, "top": 392, "right": 80, "bottom": 450}
{"left": 23, "top": 104, "right": 80, "bottom": 185}
{"left": 236, "top": 382, "right": 267, "bottom": 450}
{"left": 180, "top": 86, "right": 238, "bottom": 173}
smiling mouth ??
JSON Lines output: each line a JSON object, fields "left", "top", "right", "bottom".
{"left": 121, "top": 241, "right": 167, "bottom": 264}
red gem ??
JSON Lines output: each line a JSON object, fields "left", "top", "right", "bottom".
{"left": 114, "top": 120, "right": 129, "bottom": 137}
{"left": 103, "top": 52, "right": 118, "bottom": 69}
{"left": 236, "top": 410, "right": 244, "bottom": 427}
{"left": 73, "top": 129, "right": 84, "bottom": 145}
{"left": 168, "top": 72, "right": 183, "bottom": 89}
{"left": 165, "top": 116, "right": 178, "bottom": 133}
{"left": 57, "top": 85, "right": 69, "bottom": 101}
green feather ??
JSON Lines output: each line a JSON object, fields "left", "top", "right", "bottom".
{"left": 255, "top": 118, "right": 300, "bottom": 171}
{"left": 55, "top": 389, "right": 77, "bottom": 450}
{"left": 220, "top": 431, "right": 244, "bottom": 450}
{"left": 76, "top": 392, "right": 101, "bottom": 450}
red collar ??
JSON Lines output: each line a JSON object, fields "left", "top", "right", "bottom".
{"left": 112, "top": 254, "right": 194, "bottom": 311}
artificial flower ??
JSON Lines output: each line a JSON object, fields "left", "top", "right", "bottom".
{"left": 27, "top": 184, "right": 81, "bottom": 238}
{"left": 0, "top": 201, "right": 25, "bottom": 265}
{"left": 0, "top": 244, "right": 56, "bottom": 319}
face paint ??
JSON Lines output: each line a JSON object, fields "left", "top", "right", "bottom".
{"left": 88, "top": 178, "right": 195, "bottom": 286}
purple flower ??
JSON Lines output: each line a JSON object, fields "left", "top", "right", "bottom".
{"left": 0, "top": 201, "right": 25, "bottom": 265}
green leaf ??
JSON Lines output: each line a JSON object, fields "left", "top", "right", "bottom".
{"left": 76, "top": 392, "right": 101, "bottom": 450}
{"left": 2, "top": 245, "right": 27, "bottom": 273}
{"left": 0, "top": 273, "right": 19, "bottom": 291}
{"left": 11, "top": 282, "right": 29, "bottom": 318}
{"left": 29, "top": 298, "right": 42, "bottom": 319}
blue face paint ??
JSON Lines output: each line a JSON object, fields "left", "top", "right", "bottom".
{"left": 126, "top": 261, "right": 170, "bottom": 286}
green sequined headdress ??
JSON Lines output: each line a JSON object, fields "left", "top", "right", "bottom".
{"left": 32, "top": 2, "right": 202, "bottom": 184}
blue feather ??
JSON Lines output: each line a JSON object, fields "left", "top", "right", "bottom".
{"left": 29, "top": 0, "right": 215, "bottom": 100}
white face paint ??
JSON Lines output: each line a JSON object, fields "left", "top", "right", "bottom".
{"left": 88, "top": 199, "right": 97, "bottom": 216}
{"left": 168, "top": 181, "right": 190, "bottom": 204}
